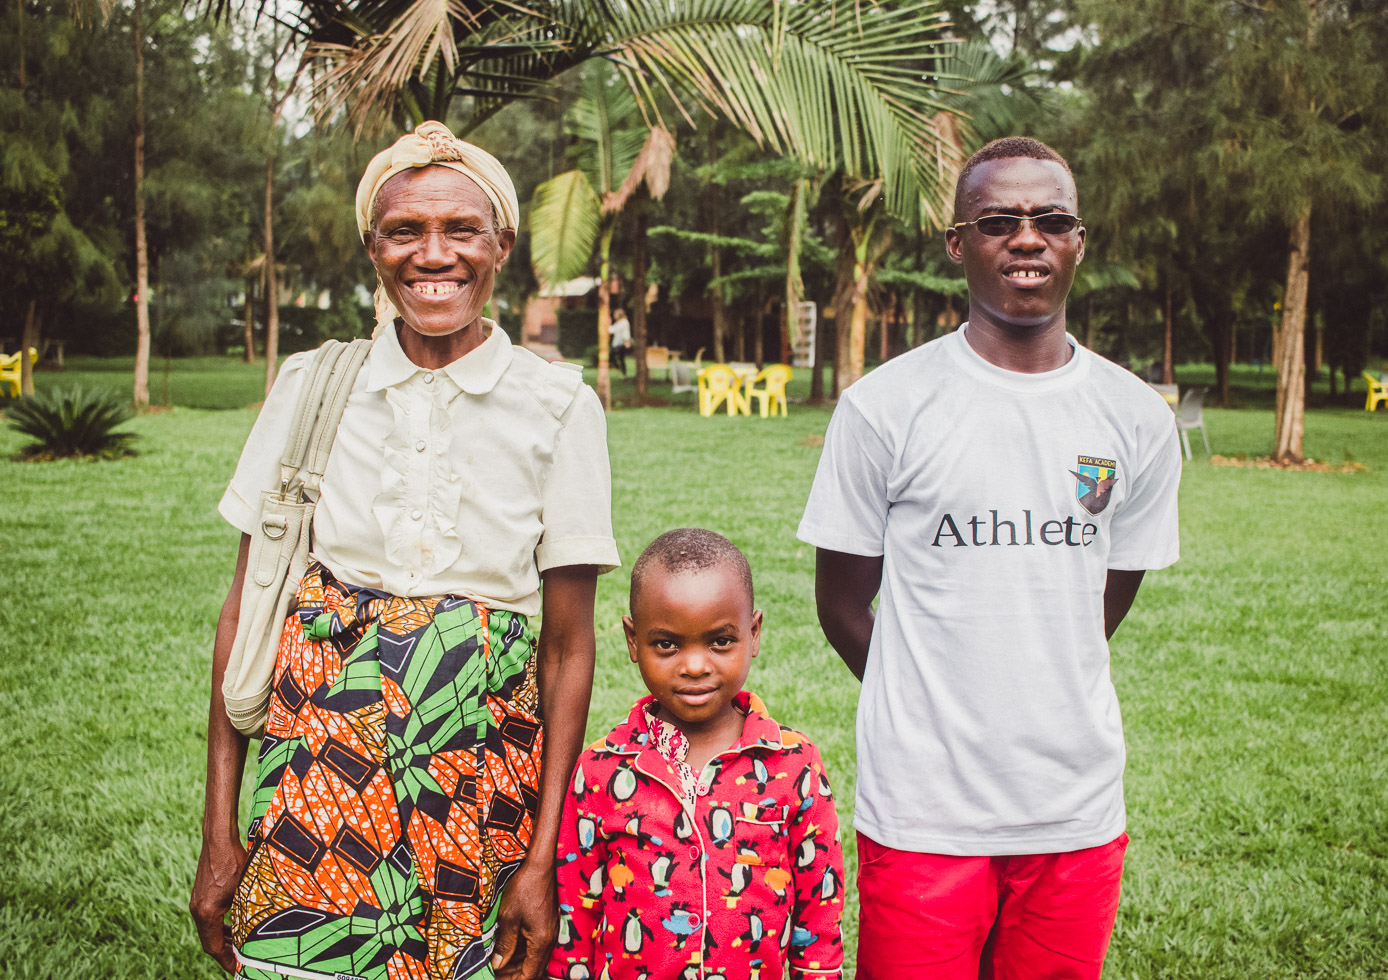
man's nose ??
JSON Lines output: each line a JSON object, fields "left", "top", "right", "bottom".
{"left": 1008, "top": 218, "right": 1047, "bottom": 251}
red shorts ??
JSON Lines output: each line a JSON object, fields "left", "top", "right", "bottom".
{"left": 855, "top": 830, "right": 1129, "bottom": 980}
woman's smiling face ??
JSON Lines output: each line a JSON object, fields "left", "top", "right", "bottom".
{"left": 366, "top": 166, "right": 515, "bottom": 348}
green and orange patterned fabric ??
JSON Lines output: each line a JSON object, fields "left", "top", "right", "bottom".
{"left": 231, "top": 563, "right": 543, "bottom": 980}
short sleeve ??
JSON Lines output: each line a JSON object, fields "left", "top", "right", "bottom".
{"left": 796, "top": 392, "right": 893, "bottom": 557}
{"left": 536, "top": 384, "right": 621, "bottom": 574}
{"left": 1106, "top": 419, "right": 1181, "bottom": 570}
{"left": 217, "top": 351, "right": 315, "bottom": 535}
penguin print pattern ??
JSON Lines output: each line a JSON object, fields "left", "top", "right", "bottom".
{"left": 548, "top": 692, "right": 845, "bottom": 980}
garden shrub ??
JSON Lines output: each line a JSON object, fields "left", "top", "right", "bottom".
{"left": 556, "top": 308, "right": 597, "bottom": 360}
{"left": 5, "top": 386, "right": 137, "bottom": 460}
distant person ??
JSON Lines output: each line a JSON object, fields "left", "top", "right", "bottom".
{"left": 610, "top": 309, "right": 632, "bottom": 376}
{"left": 190, "top": 120, "right": 619, "bottom": 980}
{"left": 798, "top": 137, "right": 1182, "bottom": 979}
{"left": 548, "top": 528, "right": 846, "bottom": 980}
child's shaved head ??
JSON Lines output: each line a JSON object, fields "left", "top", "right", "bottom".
{"left": 630, "top": 528, "right": 754, "bottom": 612}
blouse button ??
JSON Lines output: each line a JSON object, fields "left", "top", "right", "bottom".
{"left": 415, "top": 440, "right": 427, "bottom": 453}
{"left": 411, "top": 509, "right": 423, "bottom": 521}
{"left": 423, "top": 372, "right": 434, "bottom": 384}
{"left": 688, "top": 845, "right": 700, "bottom": 862}
{"left": 688, "top": 914, "right": 701, "bottom": 928}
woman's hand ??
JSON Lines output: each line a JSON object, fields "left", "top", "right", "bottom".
{"left": 190, "top": 835, "right": 249, "bottom": 973}
{"left": 490, "top": 858, "right": 559, "bottom": 980}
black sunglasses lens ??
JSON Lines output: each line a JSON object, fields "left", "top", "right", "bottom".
{"left": 1035, "top": 214, "right": 1079, "bottom": 234}
{"left": 973, "top": 214, "right": 1078, "bottom": 236}
{"left": 975, "top": 216, "right": 1021, "bottom": 236}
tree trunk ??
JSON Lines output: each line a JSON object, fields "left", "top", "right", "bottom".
{"left": 595, "top": 222, "right": 614, "bottom": 409}
{"left": 1161, "top": 278, "right": 1174, "bottom": 385}
{"left": 708, "top": 128, "right": 727, "bottom": 363}
{"left": 782, "top": 179, "right": 806, "bottom": 366}
{"left": 838, "top": 229, "right": 872, "bottom": 395}
{"left": 754, "top": 294, "right": 766, "bottom": 368}
{"left": 1273, "top": 206, "right": 1311, "bottom": 462}
{"left": 1084, "top": 296, "right": 1095, "bottom": 350}
{"left": 263, "top": 145, "right": 279, "bottom": 396}
{"left": 261, "top": 35, "right": 297, "bottom": 395}
{"left": 631, "top": 208, "right": 650, "bottom": 400}
{"left": 132, "top": 0, "right": 150, "bottom": 409}
{"left": 243, "top": 275, "right": 256, "bottom": 362}
{"left": 809, "top": 310, "right": 827, "bottom": 404}
{"left": 20, "top": 300, "right": 39, "bottom": 396}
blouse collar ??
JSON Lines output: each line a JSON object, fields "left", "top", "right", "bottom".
{"left": 365, "top": 317, "right": 513, "bottom": 394}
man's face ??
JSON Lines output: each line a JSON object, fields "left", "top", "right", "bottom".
{"left": 945, "top": 157, "right": 1085, "bottom": 334}
{"left": 365, "top": 166, "right": 515, "bottom": 341}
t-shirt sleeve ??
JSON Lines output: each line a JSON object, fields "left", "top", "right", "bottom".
{"left": 796, "top": 392, "right": 892, "bottom": 557}
{"left": 1106, "top": 415, "right": 1181, "bottom": 570}
{"left": 217, "top": 351, "right": 315, "bottom": 535}
{"left": 536, "top": 384, "right": 621, "bottom": 574}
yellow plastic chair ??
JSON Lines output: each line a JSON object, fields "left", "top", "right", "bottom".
{"left": 697, "top": 363, "right": 747, "bottom": 417}
{"left": 1363, "top": 371, "right": 1388, "bottom": 411}
{"left": 746, "top": 364, "right": 793, "bottom": 418}
{"left": 0, "top": 347, "right": 38, "bottom": 398}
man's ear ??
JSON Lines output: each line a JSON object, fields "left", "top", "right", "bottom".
{"left": 495, "top": 228, "right": 517, "bottom": 270}
{"left": 945, "top": 228, "right": 964, "bottom": 266}
{"left": 1076, "top": 225, "right": 1086, "bottom": 265}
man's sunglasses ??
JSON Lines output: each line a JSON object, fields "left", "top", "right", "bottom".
{"left": 952, "top": 212, "right": 1083, "bottom": 237}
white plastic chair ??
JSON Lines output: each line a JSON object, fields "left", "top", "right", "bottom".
{"left": 1176, "top": 386, "right": 1211, "bottom": 459}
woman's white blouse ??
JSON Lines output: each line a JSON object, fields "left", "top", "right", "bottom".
{"left": 220, "top": 323, "right": 620, "bottom": 616}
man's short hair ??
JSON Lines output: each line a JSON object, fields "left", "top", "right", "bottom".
{"left": 953, "top": 137, "right": 1074, "bottom": 220}
{"left": 630, "top": 528, "right": 754, "bottom": 611}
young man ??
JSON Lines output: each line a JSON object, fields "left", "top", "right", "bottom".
{"left": 797, "top": 137, "right": 1182, "bottom": 979}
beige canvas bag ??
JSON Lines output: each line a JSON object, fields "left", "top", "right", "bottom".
{"left": 221, "top": 338, "right": 372, "bottom": 736}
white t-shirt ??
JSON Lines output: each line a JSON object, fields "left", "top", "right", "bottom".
{"left": 220, "top": 322, "right": 620, "bottom": 617}
{"left": 797, "top": 325, "right": 1181, "bottom": 855}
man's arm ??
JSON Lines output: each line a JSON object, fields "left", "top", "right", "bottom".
{"left": 491, "top": 565, "right": 598, "bottom": 980}
{"left": 814, "top": 548, "right": 884, "bottom": 682}
{"left": 1103, "top": 569, "right": 1146, "bottom": 640}
{"left": 189, "top": 534, "right": 253, "bottom": 974}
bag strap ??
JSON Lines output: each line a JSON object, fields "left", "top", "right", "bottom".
{"left": 278, "top": 340, "right": 345, "bottom": 493}
{"left": 276, "top": 339, "right": 371, "bottom": 497}
{"left": 301, "top": 338, "right": 372, "bottom": 495}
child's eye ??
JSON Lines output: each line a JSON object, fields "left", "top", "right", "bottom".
{"left": 653, "top": 639, "right": 677, "bottom": 653}
{"left": 711, "top": 635, "right": 736, "bottom": 650}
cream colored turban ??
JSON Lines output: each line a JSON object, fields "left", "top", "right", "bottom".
{"left": 356, "top": 120, "right": 519, "bottom": 333}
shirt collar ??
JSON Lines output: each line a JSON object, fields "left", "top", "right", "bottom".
{"left": 364, "top": 318, "right": 513, "bottom": 394}
{"left": 605, "top": 692, "right": 784, "bottom": 756}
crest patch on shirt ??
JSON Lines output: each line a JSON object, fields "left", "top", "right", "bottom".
{"left": 1070, "top": 456, "right": 1118, "bottom": 515}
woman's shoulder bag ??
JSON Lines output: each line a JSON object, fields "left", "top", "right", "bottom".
{"left": 221, "top": 338, "right": 372, "bottom": 736}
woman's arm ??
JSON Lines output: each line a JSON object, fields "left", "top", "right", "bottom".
{"left": 492, "top": 564, "right": 599, "bottom": 980}
{"left": 189, "top": 534, "right": 253, "bottom": 974}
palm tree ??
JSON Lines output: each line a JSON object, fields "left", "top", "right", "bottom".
{"left": 222, "top": 0, "right": 962, "bottom": 224}
{"left": 529, "top": 65, "right": 673, "bottom": 408}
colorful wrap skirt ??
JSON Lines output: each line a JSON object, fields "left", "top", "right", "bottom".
{"left": 231, "top": 563, "right": 544, "bottom": 980}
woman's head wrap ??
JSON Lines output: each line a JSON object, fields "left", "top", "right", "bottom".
{"left": 356, "top": 120, "right": 519, "bottom": 334}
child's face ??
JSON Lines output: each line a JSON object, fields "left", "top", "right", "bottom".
{"left": 624, "top": 562, "right": 762, "bottom": 737}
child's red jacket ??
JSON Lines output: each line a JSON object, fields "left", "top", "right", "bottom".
{"left": 547, "top": 692, "right": 845, "bottom": 980}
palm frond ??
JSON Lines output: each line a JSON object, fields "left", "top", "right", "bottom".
{"left": 529, "top": 168, "right": 601, "bottom": 288}
{"left": 292, "top": 0, "right": 961, "bottom": 222}
{"left": 604, "top": 125, "right": 675, "bottom": 214}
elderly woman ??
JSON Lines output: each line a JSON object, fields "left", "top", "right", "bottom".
{"left": 190, "top": 121, "right": 618, "bottom": 980}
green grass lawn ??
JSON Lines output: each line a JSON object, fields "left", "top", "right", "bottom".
{"left": 1, "top": 369, "right": 1386, "bottom": 978}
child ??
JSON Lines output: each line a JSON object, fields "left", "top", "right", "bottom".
{"left": 548, "top": 528, "right": 845, "bottom": 980}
